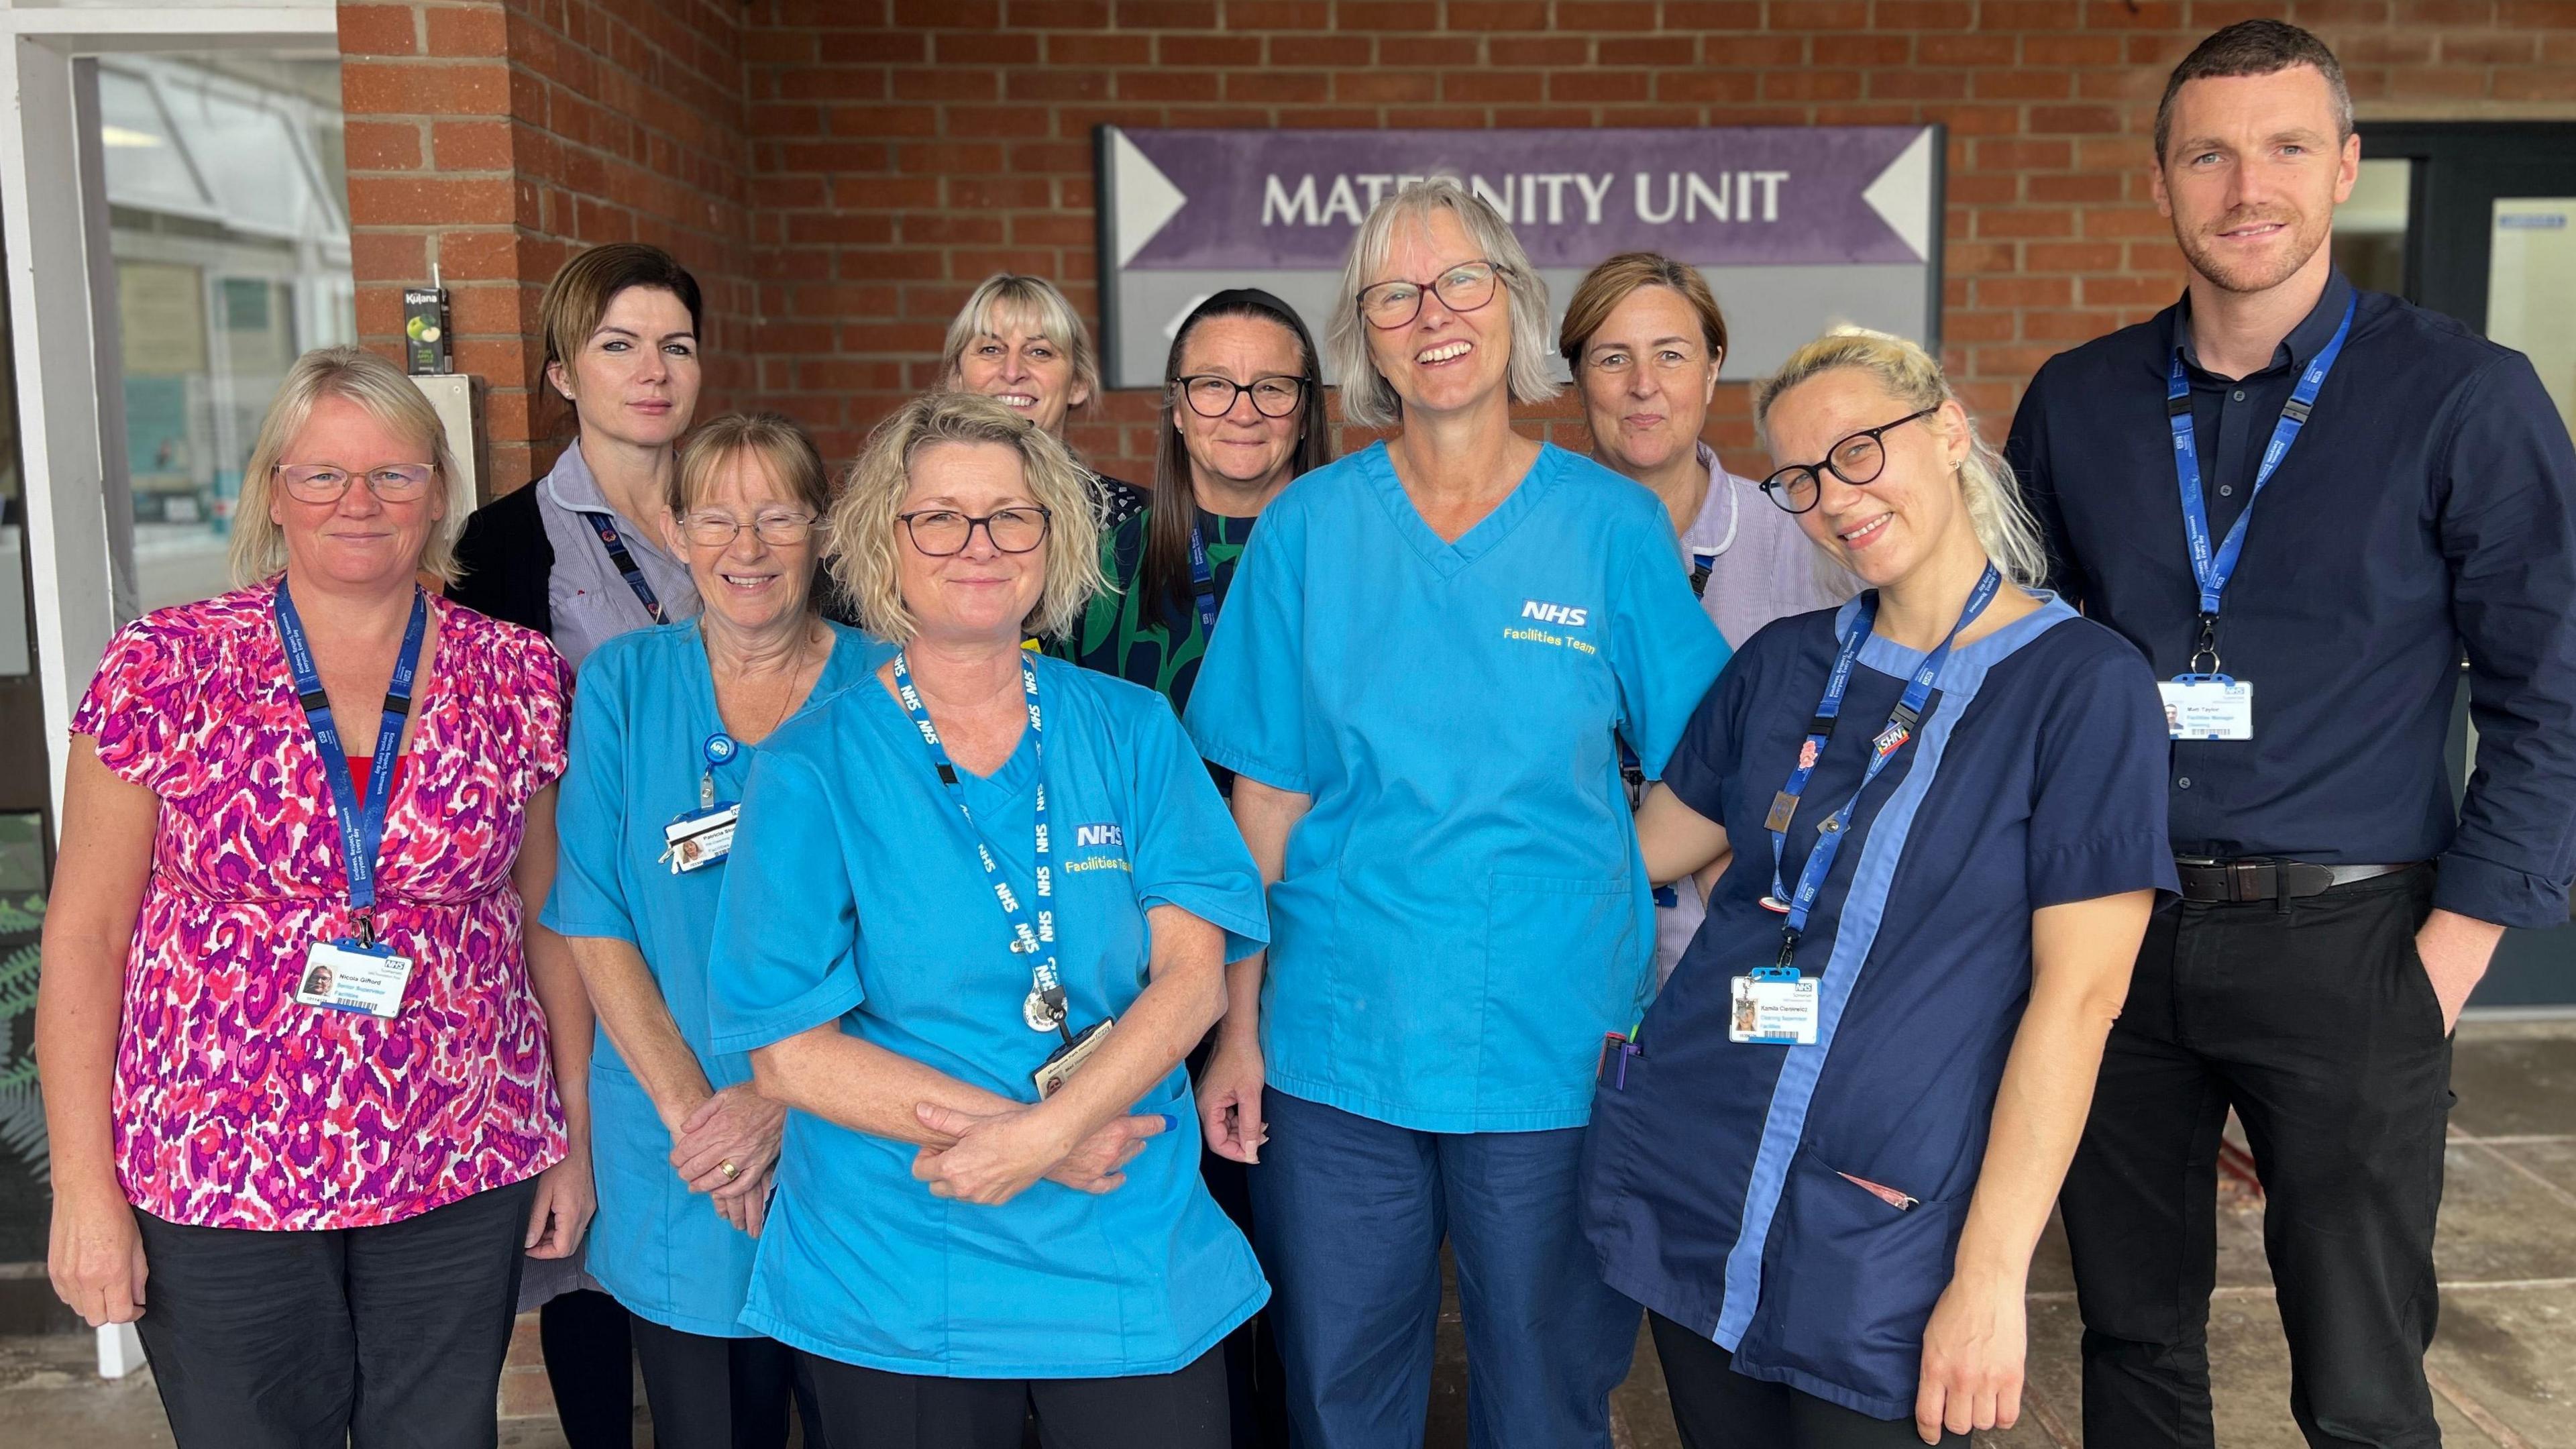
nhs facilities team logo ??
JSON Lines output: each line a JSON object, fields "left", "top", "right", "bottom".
{"left": 1519, "top": 599, "right": 1590, "bottom": 627}
{"left": 1065, "top": 822, "right": 1132, "bottom": 874}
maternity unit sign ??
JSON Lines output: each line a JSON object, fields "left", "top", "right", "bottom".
{"left": 1094, "top": 126, "right": 1943, "bottom": 388}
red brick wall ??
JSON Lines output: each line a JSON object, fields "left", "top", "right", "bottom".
{"left": 341, "top": 0, "right": 757, "bottom": 494}
{"left": 347, "top": 0, "right": 2576, "bottom": 493}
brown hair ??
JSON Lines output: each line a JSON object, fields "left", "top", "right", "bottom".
{"left": 1142, "top": 290, "right": 1333, "bottom": 627}
{"left": 538, "top": 243, "right": 704, "bottom": 428}
{"left": 1557, "top": 252, "right": 1730, "bottom": 370}
{"left": 2156, "top": 19, "right": 2352, "bottom": 164}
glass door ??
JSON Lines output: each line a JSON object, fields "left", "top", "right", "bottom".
{"left": 2356, "top": 122, "right": 2576, "bottom": 1010}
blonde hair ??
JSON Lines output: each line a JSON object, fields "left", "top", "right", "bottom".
{"left": 670, "top": 412, "right": 831, "bottom": 520}
{"left": 231, "top": 345, "right": 460, "bottom": 588}
{"left": 941, "top": 274, "right": 1102, "bottom": 424}
{"left": 1754, "top": 327, "right": 2048, "bottom": 588}
{"left": 828, "top": 392, "right": 1105, "bottom": 643}
{"left": 1328, "top": 177, "right": 1560, "bottom": 428}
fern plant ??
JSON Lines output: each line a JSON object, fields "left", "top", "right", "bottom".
{"left": 0, "top": 893, "right": 47, "bottom": 1181}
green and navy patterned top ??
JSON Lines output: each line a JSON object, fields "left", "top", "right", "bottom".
{"left": 1056, "top": 504, "right": 1257, "bottom": 719}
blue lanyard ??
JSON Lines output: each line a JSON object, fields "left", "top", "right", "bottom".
{"left": 582, "top": 511, "right": 665, "bottom": 623}
{"left": 1187, "top": 517, "right": 1220, "bottom": 638}
{"left": 2168, "top": 295, "right": 2353, "bottom": 668}
{"left": 275, "top": 581, "right": 428, "bottom": 947}
{"left": 890, "top": 649, "right": 1068, "bottom": 1041}
{"left": 1765, "top": 565, "right": 2002, "bottom": 967}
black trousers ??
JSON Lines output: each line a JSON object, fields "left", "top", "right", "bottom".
{"left": 800, "top": 1346, "right": 1228, "bottom": 1449}
{"left": 628, "top": 1316, "right": 828, "bottom": 1449}
{"left": 131, "top": 1178, "right": 538, "bottom": 1449}
{"left": 2061, "top": 867, "right": 2451, "bottom": 1449}
{"left": 542, "top": 1287, "right": 636, "bottom": 1448}
{"left": 1648, "top": 1313, "right": 1969, "bottom": 1448}
{"left": 1188, "top": 1037, "right": 1293, "bottom": 1449}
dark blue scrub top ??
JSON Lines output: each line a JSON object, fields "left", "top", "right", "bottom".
{"left": 1582, "top": 592, "right": 2176, "bottom": 1421}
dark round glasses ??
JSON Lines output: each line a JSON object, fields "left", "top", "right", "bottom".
{"left": 1176, "top": 374, "right": 1308, "bottom": 419}
{"left": 1760, "top": 408, "right": 1939, "bottom": 515}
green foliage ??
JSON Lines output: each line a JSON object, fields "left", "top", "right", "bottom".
{"left": 0, "top": 892, "right": 45, "bottom": 1179}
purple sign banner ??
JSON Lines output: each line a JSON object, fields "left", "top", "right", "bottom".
{"left": 1104, "top": 126, "right": 1936, "bottom": 271}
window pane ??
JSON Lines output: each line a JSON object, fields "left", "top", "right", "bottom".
{"left": 2331, "top": 156, "right": 2411, "bottom": 299}
{"left": 2489, "top": 198, "right": 2576, "bottom": 443}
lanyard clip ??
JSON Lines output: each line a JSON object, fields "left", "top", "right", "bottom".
{"left": 2189, "top": 611, "right": 2222, "bottom": 676}
{"left": 1776, "top": 930, "right": 1801, "bottom": 971}
{"left": 352, "top": 910, "right": 377, "bottom": 950}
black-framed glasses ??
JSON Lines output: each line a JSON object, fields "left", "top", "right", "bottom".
{"left": 1760, "top": 408, "right": 1939, "bottom": 515}
{"left": 680, "top": 511, "right": 816, "bottom": 548}
{"left": 275, "top": 463, "right": 437, "bottom": 504}
{"left": 1176, "top": 374, "right": 1308, "bottom": 419}
{"left": 898, "top": 506, "right": 1051, "bottom": 556}
{"left": 1357, "top": 260, "right": 1501, "bottom": 331}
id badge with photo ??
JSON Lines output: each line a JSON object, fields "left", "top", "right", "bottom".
{"left": 295, "top": 938, "right": 415, "bottom": 1019}
{"left": 1727, "top": 967, "right": 1819, "bottom": 1045}
{"left": 1032, "top": 1018, "right": 1115, "bottom": 1099}
{"left": 2159, "top": 676, "right": 2254, "bottom": 741}
{"left": 662, "top": 803, "right": 741, "bottom": 873}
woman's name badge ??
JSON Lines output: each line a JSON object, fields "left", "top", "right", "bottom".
{"left": 296, "top": 940, "right": 414, "bottom": 1018}
{"left": 2159, "top": 676, "right": 2253, "bottom": 741}
{"left": 661, "top": 803, "right": 741, "bottom": 873}
{"left": 1729, "top": 966, "right": 1819, "bottom": 1045}
{"left": 1032, "top": 1018, "right": 1114, "bottom": 1099}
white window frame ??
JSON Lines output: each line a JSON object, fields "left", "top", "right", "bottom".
{"left": 0, "top": 1, "right": 337, "bottom": 833}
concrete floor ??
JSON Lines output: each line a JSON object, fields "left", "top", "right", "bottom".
{"left": 5, "top": 1019, "right": 2570, "bottom": 1449}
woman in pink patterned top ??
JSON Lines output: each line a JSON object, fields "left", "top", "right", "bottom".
{"left": 36, "top": 346, "right": 595, "bottom": 1448}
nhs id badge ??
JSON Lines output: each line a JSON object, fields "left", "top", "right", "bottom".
{"left": 1032, "top": 1018, "right": 1114, "bottom": 1100}
{"left": 2159, "top": 675, "right": 2254, "bottom": 741}
{"left": 1728, "top": 966, "right": 1819, "bottom": 1045}
{"left": 296, "top": 939, "right": 415, "bottom": 1019}
{"left": 661, "top": 803, "right": 740, "bottom": 873}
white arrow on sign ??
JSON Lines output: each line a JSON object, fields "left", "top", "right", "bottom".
{"left": 1111, "top": 129, "right": 1189, "bottom": 270}
{"left": 1860, "top": 126, "right": 1936, "bottom": 264}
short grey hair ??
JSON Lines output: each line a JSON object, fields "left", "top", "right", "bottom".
{"left": 940, "top": 274, "right": 1101, "bottom": 423}
{"left": 828, "top": 392, "right": 1106, "bottom": 643}
{"left": 233, "top": 345, "right": 460, "bottom": 587}
{"left": 1754, "top": 326, "right": 2049, "bottom": 589}
{"left": 1327, "top": 177, "right": 1560, "bottom": 428}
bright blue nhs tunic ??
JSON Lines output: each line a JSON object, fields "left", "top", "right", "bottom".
{"left": 706, "top": 656, "right": 1272, "bottom": 1377}
{"left": 1184, "top": 442, "right": 1729, "bottom": 1133}
{"left": 1581, "top": 596, "right": 2176, "bottom": 1419}
{"left": 542, "top": 619, "right": 877, "bottom": 1338}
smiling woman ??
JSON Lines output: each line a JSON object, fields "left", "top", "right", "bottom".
{"left": 1181, "top": 178, "right": 1731, "bottom": 1448}
{"left": 941, "top": 273, "right": 1149, "bottom": 537}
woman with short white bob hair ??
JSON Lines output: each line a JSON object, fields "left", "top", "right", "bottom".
{"left": 1582, "top": 328, "right": 2170, "bottom": 1447}
{"left": 40, "top": 345, "right": 590, "bottom": 1445}
{"left": 942, "top": 272, "right": 1150, "bottom": 533}
{"left": 704, "top": 392, "right": 1271, "bottom": 1446}
{"left": 1183, "top": 178, "right": 1730, "bottom": 1448}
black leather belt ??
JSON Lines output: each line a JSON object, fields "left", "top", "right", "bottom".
{"left": 2174, "top": 857, "right": 2416, "bottom": 904}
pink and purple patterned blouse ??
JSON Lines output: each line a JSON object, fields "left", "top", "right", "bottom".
{"left": 74, "top": 583, "right": 572, "bottom": 1231}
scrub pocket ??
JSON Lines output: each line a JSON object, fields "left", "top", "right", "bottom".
{"left": 1484, "top": 873, "right": 1643, "bottom": 1091}
{"left": 1748, "top": 1145, "right": 1967, "bottom": 1409}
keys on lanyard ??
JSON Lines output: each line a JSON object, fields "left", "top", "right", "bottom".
{"left": 582, "top": 511, "right": 665, "bottom": 624}
{"left": 277, "top": 580, "right": 427, "bottom": 1018}
{"left": 1187, "top": 517, "right": 1220, "bottom": 639}
{"left": 2159, "top": 295, "right": 2354, "bottom": 741}
{"left": 1755, "top": 564, "right": 2003, "bottom": 989}
{"left": 661, "top": 733, "right": 741, "bottom": 873}
{"left": 890, "top": 649, "right": 1071, "bottom": 1043}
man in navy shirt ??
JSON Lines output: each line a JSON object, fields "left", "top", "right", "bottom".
{"left": 2010, "top": 20, "right": 2576, "bottom": 1449}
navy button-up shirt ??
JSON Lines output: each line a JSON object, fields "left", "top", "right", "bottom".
{"left": 2008, "top": 271, "right": 2576, "bottom": 930}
